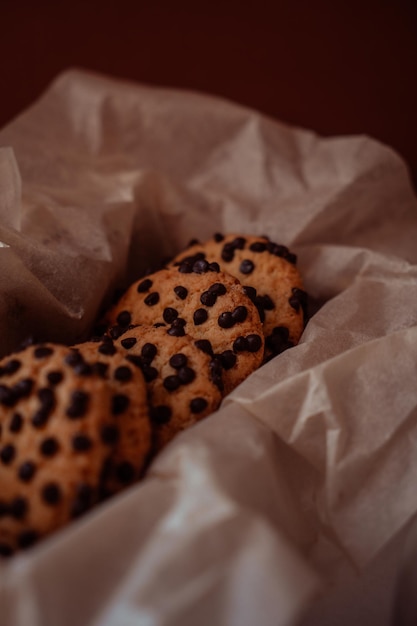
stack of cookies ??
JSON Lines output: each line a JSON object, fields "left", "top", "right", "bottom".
{"left": 0, "top": 233, "right": 307, "bottom": 556}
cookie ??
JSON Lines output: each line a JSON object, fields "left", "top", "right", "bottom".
{"left": 0, "top": 342, "right": 151, "bottom": 557}
{"left": 104, "top": 265, "right": 265, "bottom": 394}
{"left": 169, "top": 233, "right": 307, "bottom": 361}
{"left": 112, "top": 324, "right": 223, "bottom": 451}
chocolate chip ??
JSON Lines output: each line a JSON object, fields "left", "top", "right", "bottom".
{"left": 107, "top": 325, "right": 122, "bottom": 340}
{"left": 137, "top": 278, "right": 153, "bottom": 293}
{"left": 239, "top": 259, "right": 255, "bottom": 274}
{"left": 34, "top": 346, "right": 53, "bottom": 359}
{"left": 121, "top": 337, "right": 137, "bottom": 350}
{"left": 9, "top": 412, "right": 23, "bottom": 433}
{"left": 116, "top": 310, "right": 132, "bottom": 327}
{"left": 190, "top": 397, "right": 208, "bottom": 413}
{"left": 115, "top": 461, "right": 135, "bottom": 484}
{"left": 200, "top": 290, "right": 217, "bottom": 306}
{"left": 66, "top": 391, "right": 89, "bottom": 418}
{"left": 141, "top": 364, "right": 158, "bottom": 382}
{"left": 0, "top": 385, "right": 17, "bottom": 407}
{"left": 208, "top": 282, "right": 227, "bottom": 296}
{"left": 246, "top": 334, "right": 263, "bottom": 352}
{"left": 71, "top": 483, "right": 93, "bottom": 517}
{"left": 243, "top": 285, "right": 257, "bottom": 302}
{"left": 208, "top": 262, "right": 220, "bottom": 272}
{"left": 267, "top": 242, "right": 297, "bottom": 264}
{"left": 194, "top": 339, "right": 213, "bottom": 355}
{"left": 266, "top": 326, "right": 294, "bottom": 356}
{"left": 0, "top": 444, "right": 15, "bottom": 465}
{"left": 233, "top": 336, "right": 249, "bottom": 352}
{"left": 73, "top": 361, "right": 93, "bottom": 376}
{"left": 114, "top": 365, "right": 133, "bottom": 382}
{"left": 272, "top": 326, "right": 289, "bottom": 339}
{"left": 101, "top": 424, "right": 120, "bottom": 444}
{"left": 163, "top": 307, "right": 178, "bottom": 323}
{"left": 32, "top": 407, "right": 50, "bottom": 428}
{"left": 41, "top": 483, "right": 62, "bottom": 505}
{"left": 221, "top": 244, "right": 235, "bottom": 262}
{"left": 169, "top": 353, "right": 188, "bottom": 369}
{"left": 40, "top": 437, "right": 59, "bottom": 457}
{"left": 32, "top": 387, "right": 55, "bottom": 426}
{"left": 249, "top": 241, "right": 267, "bottom": 252}
{"left": 111, "top": 394, "right": 130, "bottom": 415}
{"left": 144, "top": 292, "right": 160, "bottom": 306}
{"left": 2, "top": 359, "right": 21, "bottom": 376}
{"left": 267, "top": 241, "right": 287, "bottom": 256}
{"left": 18, "top": 530, "right": 38, "bottom": 549}
{"left": 288, "top": 295, "right": 300, "bottom": 311}
{"left": 209, "top": 358, "right": 224, "bottom": 391}
{"left": 98, "top": 341, "right": 117, "bottom": 356}
{"left": 72, "top": 434, "right": 93, "bottom": 452}
{"left": 150, "top": 405, "right": 172, "bottom": 424}
{"left": 65, "top": 350, "right": 83, "bottom": 367}
{"left": 168, "top": 320, "right": 186, "bottom": 337}
{"left": 218, "top": 350, "right": 237, "bottom": 370}
{"left": 18, "top": 461, "right": 36, "bottom": 482}
{"left": 178, "top": 366, "right": 196, "bottom": 385}
{"left": 214, "top": 233, "right": 224, "bottom": 242}
{"left": 177, "top": 252, "right": 206, "bottom": 274}
{"left": 141, "top": 343, "right": 157, "bottom": 361}
{"left": 290, "top": 288, "right": 308, "bottom": 316}
{"left": 47, "top": 370, "right": 64, "bottom": 386}
{"left": 232, "top": 237, "right": 246, "bottom": 249}
{"left": 193, "top": 308, "right": 208, "bottom": 325}
{"left": 163, "top": 375, "right": 181, "bottom": 391}
{"left": 231, "top": 305, "right": 248, "bottom": 323}
{"left": 256, "top": 294, "right": 275, "bottom": 310}
{"left": 193, "top": 259, "right": 210, "bottom": 273}
{"left": 174, "top": 285, "right": 188, "bottom": 300}
{"left": 10, "top": 497, "right": 28, "bottom": 519}
{"left": 218, "top": 312, "right": 234, "bottom": 328}
{"left": 178, "top": 260, "right": 193, "bottom": 273}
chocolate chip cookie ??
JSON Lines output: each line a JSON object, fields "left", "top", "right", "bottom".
{"left": 169, "top": 233, "right": 307, "bottom": 361}
{"left": 0, "top": 342, "right": 151, "bottom": 556}
{"left": 104, "top": 264, "right": 265, "bottom": 394}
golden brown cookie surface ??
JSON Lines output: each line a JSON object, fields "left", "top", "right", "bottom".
{"left": 0, "top": 342, "right": 151, "bottom": 557}
{"left": 169, "top": 233, "right": 307, "bottom": 361}
{"left": 113, "top": 324, "right": 223, "bottom": 451}
{"left": 105, "top": 265, "right": 265, "bottom": 394}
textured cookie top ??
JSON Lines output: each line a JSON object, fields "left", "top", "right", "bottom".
{"left": 105, "top": 265, "right": 264, "bottom": 394}
{"left": 0, "top": 342, "right": 151, "bottom": 557}
{"left": 113, "top": 324, "right": 223, "bottom": 451}
{"left": 169, "top": 233, "right": 307, "bottom": 361}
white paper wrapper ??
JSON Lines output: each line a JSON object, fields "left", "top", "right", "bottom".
{"left": 1, "top": 69, "right": 417, "bottom": 626}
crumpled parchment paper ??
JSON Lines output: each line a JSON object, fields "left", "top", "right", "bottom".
{"left": 1, "top": 69, "right": 417, "bottom": 626}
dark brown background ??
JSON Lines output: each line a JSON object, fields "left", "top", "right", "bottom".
{"left": 1, "top": 0, "right": 416, "bottom": 188}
